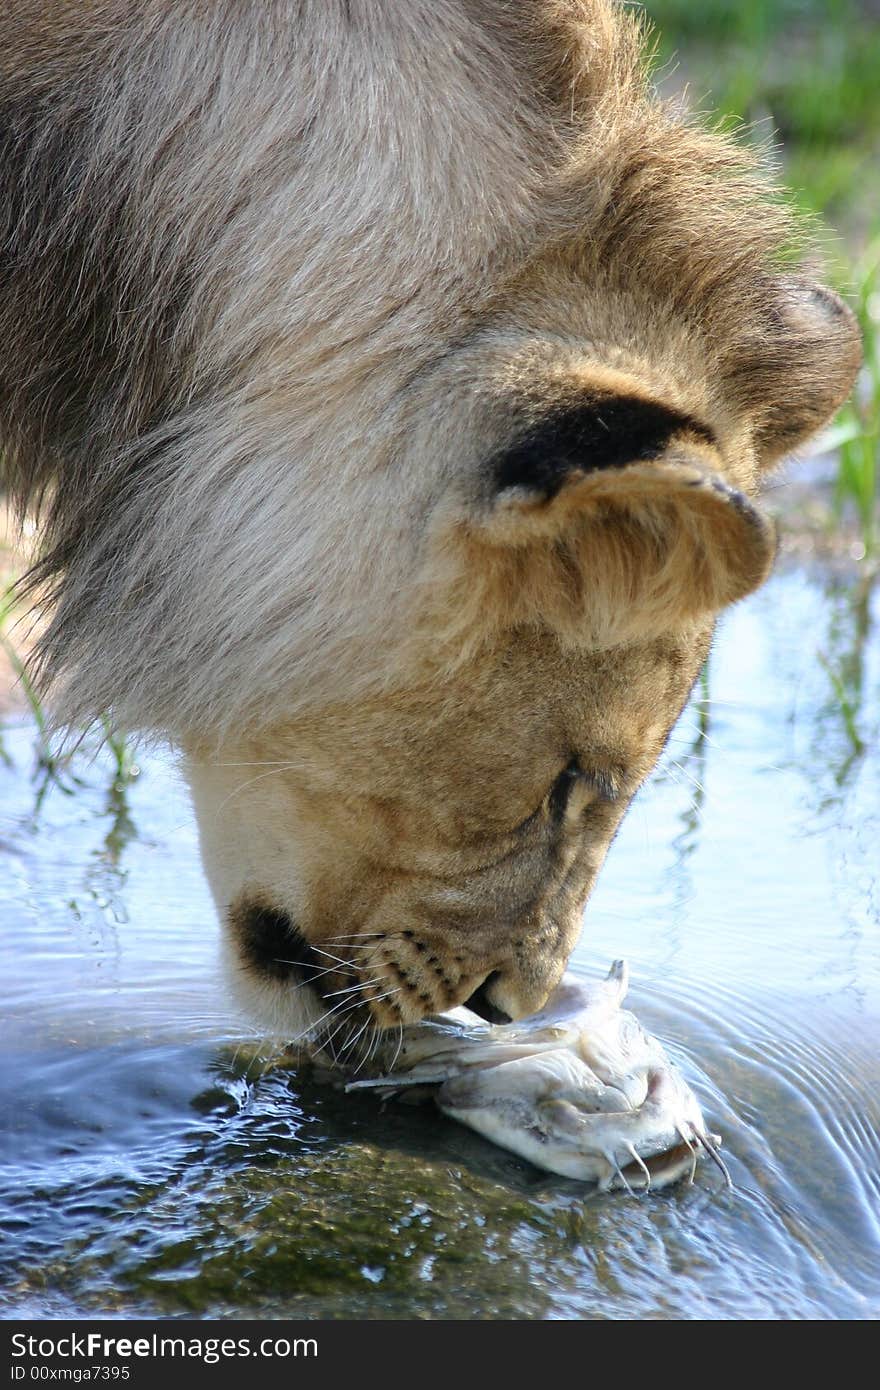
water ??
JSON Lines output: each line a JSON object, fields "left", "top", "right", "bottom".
{"left": 1, "top": 565, "right": 878, "bottom": 1320}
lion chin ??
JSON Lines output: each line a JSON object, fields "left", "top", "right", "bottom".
{"left": 0, "top": 1, "right": 860, "bottom": 1038}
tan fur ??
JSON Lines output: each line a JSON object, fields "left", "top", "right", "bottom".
{"left": 0, "top": 1, "right": 860, "bottom": 1037}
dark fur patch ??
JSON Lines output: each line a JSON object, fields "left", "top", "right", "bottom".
{"left": 492, "top": 395, "right": 714, "bottom": 500}
{"left": 229, "top": 899, "right": 323, "bottom": 987}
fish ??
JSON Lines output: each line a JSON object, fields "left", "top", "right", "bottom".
{"left": 337, "top": 961, "right": 728, "bottom": 1191}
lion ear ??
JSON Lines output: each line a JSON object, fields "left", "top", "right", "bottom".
{"left": 529, "top": 457, "right": 777, "bottom": 644}
{"left": 436, "top": 401, "right": 777, "bottom": 651}
{"left": 742, "top": 278, "right": 862, "bottom": 467}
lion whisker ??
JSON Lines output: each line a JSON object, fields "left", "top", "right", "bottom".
{"left": 324, "top": 933, "right": 390, "bottom": 941}
{"left": 286, "top": 994, "right": 365, "bottom": 1048}
{"left": 274, "top": 959, "right": 352, "bottom": 988}
{"left": 308, "top": 945, "right": 357, "bottom": 968}
{"left": 665, "top": 758, "right": 707, "bottom": 799}
{"left": 211, "top": 762, "right": 310, "bottom": 818}
{"left": 360, "top": 985, "right": 402, "bottom": 1010}
{"left": 213, "top": 759, "right": 311, "bottom": 768}
{"left": 323, "top": 976, "right": 385, "bottom": 1000}
{"left": 340, "top": 1017, "right": 372, "bottom": 1060}
{"left": 321, "top": 1010, "right": 363, "bottom": 1056}
{"left": 389, "top": 1020, "right": 405, "bottom": 1073}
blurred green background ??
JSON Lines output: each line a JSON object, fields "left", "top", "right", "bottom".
{"left": 645, "top": 0, "right": 879, "bottom": 556}
{"left": 646, "top": 0, "right": 879, "bottom": 235}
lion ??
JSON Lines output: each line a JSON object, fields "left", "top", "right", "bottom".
{"left": 0, "top": 2, "right": 860, "bottom": 1049}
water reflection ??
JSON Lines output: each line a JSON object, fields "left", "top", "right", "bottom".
{"left": 815, "top": 575, "right": 874, "bottom": 790}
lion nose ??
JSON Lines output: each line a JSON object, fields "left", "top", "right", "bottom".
{"left": 464, "top": 972, "right": 513, "bottom": 1025}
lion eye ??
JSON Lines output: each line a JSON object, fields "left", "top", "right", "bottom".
{"left": 546, "top": 758, "right": 621, "bottom": 821}
{"left": 515, "top": 758, "right": 621, "bottom": 836}
{"left": 547, "top": 758, "right": 584, "bottom": 819}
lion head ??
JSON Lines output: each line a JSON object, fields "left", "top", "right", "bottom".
{"left": 0, "top": 1, "right": 860, "bottom": 1044}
